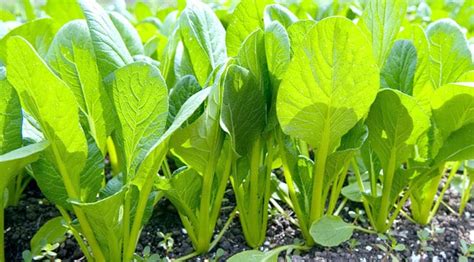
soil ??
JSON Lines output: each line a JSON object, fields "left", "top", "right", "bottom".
{"left": 5, "top": 178, "right": 473, "bottom": 261}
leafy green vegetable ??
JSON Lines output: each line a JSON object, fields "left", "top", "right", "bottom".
{"left": 310, "top": 216, "right": 354, "bottom": 247}
{"left": 226, "top": 0, "right": 270, "bottom": 57}
{"left": 79, "top": 0, "right": 134, "bottom": 78}
{"left": 179, "top": 0, "right": 227, "bottom": 85}
{"left": 277, "top": 16, "right": 378, "bottom": 244}
{"left": 109, "top": 62, "right": 168, "bottom": 177}
{"left": 426, "top": 19, "right": 472, "bottom": 88}
{"left": 359, "top": 0, "right": 408, "bottom": 67}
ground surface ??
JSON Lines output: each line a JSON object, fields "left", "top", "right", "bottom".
{"left": 5, "top": 179, "right": 473, "bottom": 261}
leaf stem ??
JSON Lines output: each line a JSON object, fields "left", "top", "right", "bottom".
{"left": 107, "top": 137, "right": 120, "bottom": 176}
{"left": 310, "top": 125, "right": 330, "bottom": 222}
{"left": 57, "top": 205, "right": 93, "bottom": 261}
{"left": 375, "top": 150, "right": 397, "bottom": 232}
{"left": 277, "top": 132, "right": 313, "bottom": 245}
{"left": 428, "top": 161, "right": 460, "bottom": 222}
{"left": 208, "top": 207, "right": 238, "bottom": 251}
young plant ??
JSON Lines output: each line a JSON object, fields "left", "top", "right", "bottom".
{"left": 221, "top": 15, "right": 292, "bottom": 247}
{"left": 0, "top": 66, "right": 49, "bottom": 261}
{"left": 408, "top": 19, "right": 474, "bottom": 225}
{"left": 276, "top": 17, "right": 379, "bottom": 245}
{"left": 155, "top": 1, "right": 231, "bottom": 255}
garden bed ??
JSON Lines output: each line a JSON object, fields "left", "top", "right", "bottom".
{"left": 6, "top": 180, "right": 472, "bottom": 261}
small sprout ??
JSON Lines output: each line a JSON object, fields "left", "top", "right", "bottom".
{"left": 348, "top": 238, "right": 360, "bottom": 250}
{"left": 157, "top": 232, "right": 174, "bottom": 255}
{"left": 33, "top": 243, "right": 60, "bottom": 261}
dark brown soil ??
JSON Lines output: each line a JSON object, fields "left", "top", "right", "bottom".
{"left": 5, "top": 178, "right": 473, "bottom": 261}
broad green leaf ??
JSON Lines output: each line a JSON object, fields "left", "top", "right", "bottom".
{"left": 433, "top": 123, "right": 474, "bottom": 164}
{"left": 263, "top": 4, "right": 298, "bottom": 29}
{"left": 109, "top": 11, "right": 144, "bottom": 56}
{"left": 380, "top": 40, "right": 417, "bottom": 95}
{"left": 174, "top": 42, "right": 195, "bottom": 81}
{"left": 324, "top": 122, "right": 368, "bottom": 186}
{"left": 168, "top": 75, "right": 202, "bottom": 126}
{"left": 359, "top": 0, "right": 408, "bottom": 67}
{"left": 46, "top": 20, "right": 113, "bottom": 153}
{"left": 0, "top": 18, "right": 57, "bottom": 63}
{"left": 7, "top": 36, "right": 88, "bottom": 194}
{"left": 430, "top": 83, "right": 474, "bottom": 163}
{"left": 110, "top": 62, "right": 168, "bottom": 177}
{"left": 30, "top": 217, "right": 67, "bottom": 257}
{"left": 426, "top": 19, "right": 472, "bottom": 88}
{"left": 170, "top": 64, "right": 227, "bottom": 174}
{"left": 179, "top": 0, "right": 226, "bottom": 86}
{"left": 79, "top": 0, "right": 133, "bottom": 78}
{"left": 431, "top": 83, "right": 474, "bottom": 140}
{"left": 135, "top": 87, "right": 211, "bottom": 187}
{"left": 0, "top": 68, "right": 22, "bottom": 154}
{"left": 265, "top": 21, "right": 291, "bottom": 81}
{"left": 157, "top": 168, "right": 202, "bottom": 224}
{"left": 365, "top": 89, "right": 430, "bottom": 168}
{"left": 226, "top": 0, "right": 271, "bottom": 57}
{"left": 42, "top": 0, "right": 83, "bottom": 26}
{"left": 31, "top": 130, "right": 103, "bottom": 210}
{"left": 277, "top": 17, "right": 379, "bottom": 151}
{"left": 221, "top": 65, "right": 266, "bottom": 155}
{"left": 0, "top": 141, "right": 49, "bottom": 189}
{"left": 228, "top": 250, "right": 278, "bottom": 262}
{"left": 287, "top": 20, "right": 317, "bottom": 54}
{"left": 236, "top": 29, "right": 268, "bottom": 100}
{"left": 457, "top": 70, "right": 474, "bottom": 82}
{"left": 71, "top": 189, "right": 126, "bottom": 261}
{"left": 398, "top": 25, "right": 431, "bottom": 96}
{"left": 398, "top": 25, "right": 433, "bottom": 115}
{"left": 310, "top": 215, "right": 354, "bottom": 247}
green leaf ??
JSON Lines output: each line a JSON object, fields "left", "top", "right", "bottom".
{"left": 32, "top": 133, "right": 103, "bottom": 209}
{"left": 226, "top": 0, "right": 270, "bottom": 57}
{"left": 179, "top": 0, "right": 227, "bottom": 85}
{"left": 79, "top": 0, "right": 133, "bottom": 78}
{"left": 168, "top": 75, "right": 202, "bottom": 126}
{"left": 71, "top": 189, "right": 126, "bottom": 261}
{"left": 108, "top": 11, "right": 144, "bottom": 56}
{"left": 398, "top": 25, "right": 432, "bottom": 115}
{"left": 426, "top": 19, "right": 472, "bottom": 88}
{"left": 30, "top": 217, "right": 67, "bottom": 256}
{"left": 0, "top": 68, "right": 22, "bottom": 154}
{"left": 431, "top": 83, "right": 474, "bottom": 141}
{"left": 263, "top": 4, "right": 298, "bottom": 29}
{"left": 46, "top": 20, "right": 114, "bottom": 153}
{"left": 365, "top": 89, "right": 430, "bottom": 168}
{"left": 0, "top": 18, "right": 57, "bottom": 63}
{"left": 287, "top": 20, "right": 316, "bottom": 55}
{"left": 170, "top": 64, "right": 227, "bottom": 174}
{"left": 265, "top": 21, "right": 291, "bottom": 81}
{"left": 42, "top": 0, "right": 83, "bottom": 26}
{"left": 430, "top": 83, "right": 474, "bottom": 164}
{"left": 221, "top": 64, "right": 266, "bottom": 155}
{"left": 0, "top": 141, "right": 49, "bottom": 189}
{"left": 110, "top": 62, "right": 168, "bottom": 177}
{"left": 359, "top": 0, "right": 408, "bottom": 67}
{"left": 7, "top": 36, "right": 88, "bottom": 195}
{"left": 310, "top": 215, "right": 354, "bottom": 247}
{"left": 228, "top": 250, "right": 278, "bottom": 262}
{"left": 381, "top": 40, "right": 417, "bottom": 95}
{"left": 277, "top": 17, "right": 379, "bottom": 150}
{"left": 135, "top": 87, "right": 211, "bottom": 187}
